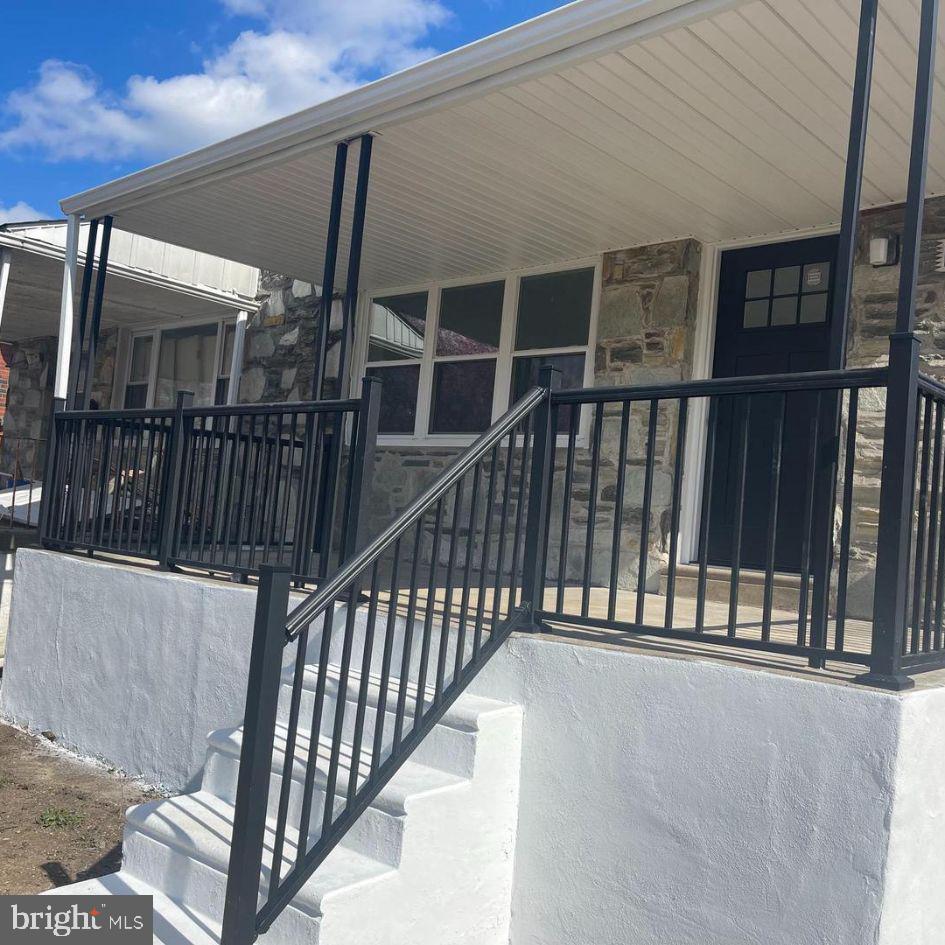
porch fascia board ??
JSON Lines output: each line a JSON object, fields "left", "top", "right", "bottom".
{"left": 59, "top": 0, "right": 742, "bottom": 220}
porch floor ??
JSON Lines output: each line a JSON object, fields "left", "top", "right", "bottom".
{"left": 41, "top": 548, "right": 945, "bottom": 689}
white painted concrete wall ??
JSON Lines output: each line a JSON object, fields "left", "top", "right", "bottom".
{"left": 1, "top": 551, "right": 269, "bottom": 790}
{"left": 3, "top": 550, "right": 943, "bottom": 945}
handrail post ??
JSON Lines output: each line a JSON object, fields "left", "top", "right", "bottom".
{"left": 859, "top": 0, "right": 938, "bottom": 690}
{"left": 38, "top": 397, "right": 66, "bottom": 545}
{"left": 157, "top": 390, "right": 194, "bottom": 570}
{"left": 342, "top": 376, "right": 381, "bottom": 563}
{"left": 221, "top": 563, "right": 291, "bottom": 945}
{"left": 520, "top": 366, "right": 561, "bottom": 629}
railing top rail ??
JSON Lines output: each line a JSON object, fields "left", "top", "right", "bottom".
{"left": 55, "top": 406, "right": 177, "bottom": 421}
{"left": 552, "top": 366, "right": 888, "bottom": 405}
{"left": 53, "top": 397, "right": 362, "bottom": 423}
{"left": 918, "top": 372, "right": 945, "bottom": 400}
{"left": 183, "top": 398, "right": 361, "bottom": 418}
{"left": 284, "top": 384, "right": 547, "bottom": 639}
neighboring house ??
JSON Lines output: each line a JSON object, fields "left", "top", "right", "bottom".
{"left": 4, "top": 1, "right": 945, "bottom": 944}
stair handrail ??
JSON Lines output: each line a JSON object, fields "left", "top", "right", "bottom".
{"left": 222, "top": 378, "right": 554, "bottom": 945}
{"left": 284, "top": 383, "right": 548, "bottom": 639}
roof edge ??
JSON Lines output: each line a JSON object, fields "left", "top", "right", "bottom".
{"left": 61, "top": 0, "right": 739, "bottom": 219}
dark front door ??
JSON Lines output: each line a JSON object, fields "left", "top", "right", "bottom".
{"left": 707, "top": 235, "right": 838, "bottom": 572}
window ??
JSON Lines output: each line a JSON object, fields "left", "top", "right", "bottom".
{"left": 123, "top": 335, "right": 153, "bottom": 408}
{"left": 122, "top": 317, "right": 237, "bottom": 410}
{"left": 361, "top": 263, "right": 597, "bottom": 440}
{"left": 742, "top": 262, "right": 831, "bottom": 329}
{"left": 364, "top": 293, "right": 428, "bottom": 434}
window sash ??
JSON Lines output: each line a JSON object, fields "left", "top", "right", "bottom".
{"left": 361, "top": 260, "right": 599, "bottom": 442}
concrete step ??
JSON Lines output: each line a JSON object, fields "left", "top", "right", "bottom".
{"left": 43, "top": 873, "right": 221, "bottom": 945}
{"left": 660, "top": 563, "right": 809, "bottom": 611}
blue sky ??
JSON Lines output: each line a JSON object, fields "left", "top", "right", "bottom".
{"left": 0, "top": 0, "right": 564, "bottom": 224}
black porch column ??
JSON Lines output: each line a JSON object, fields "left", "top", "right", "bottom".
{"left": 808, "top": 0, "right": 879, "bottom": 665}
{"left": 860, "top": 0, "right": 940, "bottom": 689}
{"left": 79, "top": 215, "right": 113, "bottom": 410}
{"left": 337, "top": 133, "right": 374, "bottom": 400}
{"left": 311, "top": 141, "right": 348, "bottom": 401}
{"left": 66, "top": 218, "right": 99, "bottom": 409}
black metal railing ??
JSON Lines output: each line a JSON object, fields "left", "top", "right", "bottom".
{"left": 39, "top": 380, "right": 380, "bottom": 583}
{"left": 533, "top": 367, "right": 888, "bottom": 669}
{"left": 902, "top": 373, "right": 945, "bottom": 671}
{"left": 220, "top": 380, "right": 549, "bottom": 945}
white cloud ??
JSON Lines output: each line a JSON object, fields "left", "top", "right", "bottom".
{"left": 0, "top": 0, "right": 450, "bottom": 162}
{"left": 0, "top": 200, "right": 48, "bottom": 225}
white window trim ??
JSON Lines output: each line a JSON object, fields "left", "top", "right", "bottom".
{"left": 356, "top": 256, "right": 602, "bottom": 448}
{"left": 118, "top": 311, "right": 240, "bottom": 410}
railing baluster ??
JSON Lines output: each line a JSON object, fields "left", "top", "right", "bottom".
{"left": 491, "top": 433, "right": 517, "bottom": 630}
{"left": 437, "top": 482, "right": 464, "bottom": 703}
{"left": 727, "top": 397, "right": 751, "bottom": 639}
{"left": 762, "top": 394, "right": 787, "bottom": 643}
{"left": 507, "top": 414, "right": 532, "bottom": 613}
{"left": 637, "top": 399, "right": 659, "bottom": 626}
{"left": 394, "top": 518, "right": 425, "bottom": 749}
{"left": 473, "top": 448, "right": 499, "bottom": 657}
{"left": 371, "top": 538, "right": 402, "bottom": 771}
{"left": 582, "top": 402, "right": 604, "bottom": 618}
{"left": 556, "top": 407, "right": 579, "bottom": 613}
{"left": 911, "top": 394, "right": 934, "bottom": 653}
{"left": 695, "top": 398, "right": 718, "bottom": 634}
{"left": 608, "top": 401, "right": 631, "bottom": 623}
{"left": 348, "top": 561, "right": 381, "bottom": 807}
{"left": 455, "top": 464, "right": 482, "bottom": 680}
{"left": 664, "top": 398, "right": 688, "bottom": 631}
{"left": 416, "top": 497, "right": 445, "bottom": 719}
{"left": 797, "top": 395, "right": 822, "bottom": 648}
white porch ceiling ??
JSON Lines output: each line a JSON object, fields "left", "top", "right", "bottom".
{"left": 64, "top": 0, "right": 945, "bottom": 292}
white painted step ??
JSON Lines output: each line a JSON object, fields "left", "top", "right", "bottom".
{"left": 122, "top": 790, "right": 396, "bottom": 925}
{"left": 43, "top": 874, "right": 221, "bottom": 945}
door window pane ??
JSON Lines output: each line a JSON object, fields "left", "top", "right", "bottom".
{"left": 515, "top": 268, "right": 594, "bottom": 350}
{"left": 770, "top": 296, "right": 798, "bottom": 326}
{"left": 745, "top": 270, "right": 771, "bottom": 299}
{"left": 773, "top": 266, "right": 800, "bottom": 296}
{"left": 124, "top": 384, "right": 148, "bottom": 409}
{"left": 368, "top": 293, "right": 427, "bottom": 362}
{"left": 430, "top": 360, "right": 496, "bottom": 434}
{"left": 437, "top": 282, "right": 504, "bottom": 355}
{"left": 743, "top": 300, "right": 769, "bottom": 329}
{"left": 367, "top": 365, "right": 421, "bottom": 434}
{"left": 155, "top": 323, "right": 219, "bottom": 407}
{"left": 800, "top": 294, "right": 829, "bottom": 323}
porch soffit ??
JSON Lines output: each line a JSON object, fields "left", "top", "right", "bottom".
{"left": 62, "top": 0, "right": 945, "bottom": 292}
{"left": 0, "top": 248, "right": 244, "bottom": 344}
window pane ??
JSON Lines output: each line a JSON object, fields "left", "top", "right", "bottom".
{"left": 437, "top": 281, "right": 504, "bottom": 355}
{"left": 800, "top": 294, "right": 829, "bottom": 323}
{"left": 511, "top": 353, "right": 585, "bottom": 432}
{"left": 745, "top": 270, "right": 771, "bottom": 299}
{"left": 368, "top": 293, "right": 427, "bottom": 362}
{"left": 515, "top": 268, "right": 594, "bottom": 351}
{"left": 129, "top": 335, "right": 153, "bottom": 384}
{"left": 743, "top": 300, "right": 769, "bottom": 328}
{"left": 770, "top": 296, "right": 798, "bottom": 326}
{"left": 430, "top": 360, "right": 496, "bottom": 434}
{"left": 773, "top": 266, "right": 800, "bottom": 296}
{"left": 220, "top": 322, "right": 236, "bottom": 376}
{"left": 802, "top": 262, "right": 830, "bottom": 293}
{"left": 215, "top": 377, "right": 229, "bottom": 405}
{"left": 367, "top": 364, "right": 421, "bottom": 434}
{"left": 123, "top": 384, "right": 148, "bottom": 409}
{"left": 155, "top": 323, "right": 219, "bottom": 407}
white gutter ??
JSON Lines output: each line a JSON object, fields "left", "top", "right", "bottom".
{"left": 0, "top": 230, "right": 259, "bottom": 313}
{"left": 61, "top": 0, "right": 742, "bottom": 219}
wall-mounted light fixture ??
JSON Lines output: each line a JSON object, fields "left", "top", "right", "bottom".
{"left": 869, "top": 234, "right": 900, "bottom": 268}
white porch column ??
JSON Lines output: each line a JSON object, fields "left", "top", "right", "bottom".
{"left": 0, "top": 248, "right": 11, "bottom": 333}
{"left": 226, "top": 309, "right": 249, "bottom": 405}
{"left": 54, "top": 214, "right": 80, "bottom": 400}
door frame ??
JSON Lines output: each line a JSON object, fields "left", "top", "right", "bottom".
{"left": 679, "top": 224, "right": 841, "bottom": 564}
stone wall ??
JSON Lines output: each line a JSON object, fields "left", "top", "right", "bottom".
{"left": 0, "top": 336, "right": 56, "bottom": 480}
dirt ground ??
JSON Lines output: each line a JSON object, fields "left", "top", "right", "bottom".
{"left": 0, "top": 723, "right": 158, "bottom": 894}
